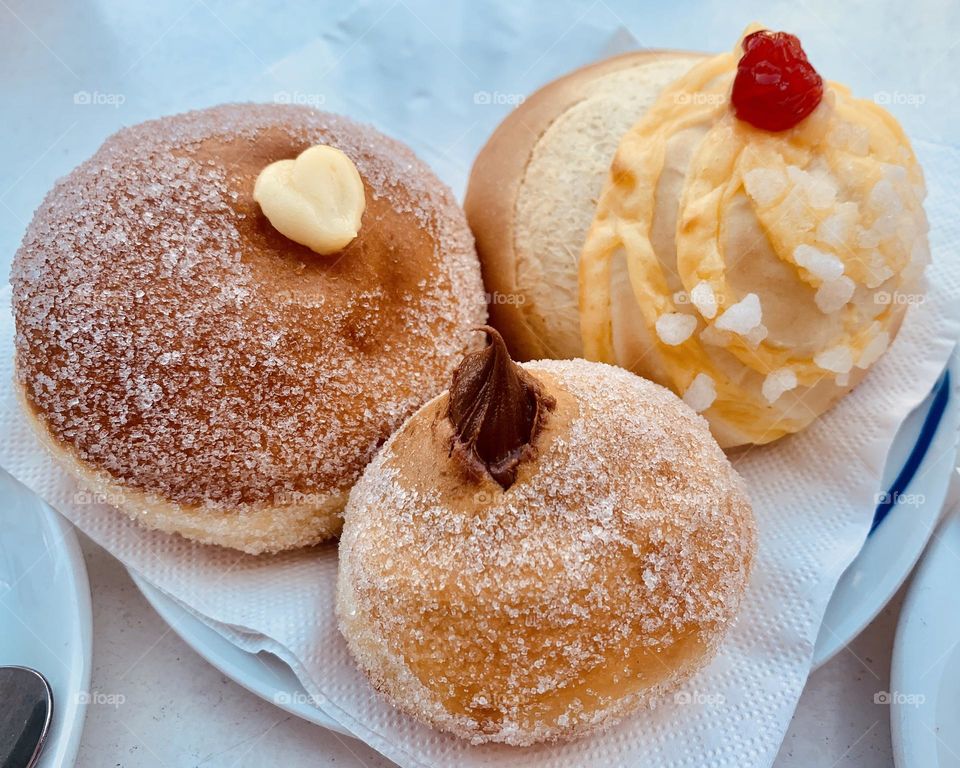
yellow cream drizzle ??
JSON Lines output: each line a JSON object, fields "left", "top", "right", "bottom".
{"left": 579, "top": 34, "right": 927, "bottom": 444}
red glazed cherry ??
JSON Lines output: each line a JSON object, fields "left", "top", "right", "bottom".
{"left": 731, "top": 30, "right": 824, "bottom": 132}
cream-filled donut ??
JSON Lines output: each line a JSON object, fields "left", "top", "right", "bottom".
{"left": 12, "top": 104, "right": 486, "bottom": 553}
{"left": 466, "top": 27, "right": 928, "bottom": 447}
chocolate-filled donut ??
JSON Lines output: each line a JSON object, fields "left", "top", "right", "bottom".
{"left": 338, "top": 333, "right": 755, "bottom": 744}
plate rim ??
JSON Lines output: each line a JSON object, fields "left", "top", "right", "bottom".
{"left": 890, "top": 505, "right": 960, "bottom": 768}
{"left": 812, "top": 352, "right": 959, "bottom": 668}
{"left": 127, "top": 357, "right": 958, "bottom": 727}
{"left": 39, "top": 500, "right": 93, "bottom": 768}
{"left": 0, "top": 477, "right": 94, "bottom": 768}
{"left": 128, "top": 571, "right": 351, "bottom": 736}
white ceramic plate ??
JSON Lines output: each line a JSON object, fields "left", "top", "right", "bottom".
{"left": 813, "top": 350, "right": 959, "bottom": 667}
{"left": 131, "top": 354, "right": 958, "bottom": 728}
{"left": 129, "top": 573, "right": 351, "bottom": 736}
{"left": 891, "top": 505, "right": 960, "bottom": 768}
{"left": 0, "top": 469, "right": 93, "bottom": 767}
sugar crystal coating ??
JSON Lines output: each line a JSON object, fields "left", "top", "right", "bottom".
{"left": 682, "top": 372, "right": 717, "bottom": 413}
{"left": 577, "top": 36, "right": 930, "bottom": 447}
{"left": 690, "top": 280, "right": 718, "bottom": 319}
{"left": 761, "top": 368, "right": 798, "bottom": 404}
{"left": 793, "top": 244, "right": 844, "bottom": 281}
{"left": 655, "top": 312, "right": 697, "bottom": 346}
{"left": 338, "top": 359, "right": 755, "bottom": 745}
{"left": 814, "top": 345, "right": 854, "bottom": 374}
{"left": 857, "top": 331, "right": 890, "bottom": 369}
{"left": 743, "top": 166, "right": 787, "bottom": 207}
{"left": 12, "top": 104, "right": 486, "bottom": 537}
{"left": 714, "top": 293, "right": 763, "bottom": 335}
{"left": 815, "top": 275, "right": 856, "bottom": 314}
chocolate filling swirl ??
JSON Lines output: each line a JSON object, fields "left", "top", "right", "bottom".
{"left": 446, "top": 326, "right": 555, "bottom": 489}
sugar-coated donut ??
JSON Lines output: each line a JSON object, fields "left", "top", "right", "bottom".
{"left": 12, "top": 104, "right": 486, "bottom": 554}
{"left": 337, "top": 330, "right": 755, "bottom": 745}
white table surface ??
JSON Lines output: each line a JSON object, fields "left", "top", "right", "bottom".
{"left": 4, "top": 0, "right": 959, "bottom": 765}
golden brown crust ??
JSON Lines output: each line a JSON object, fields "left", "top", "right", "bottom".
{"left": 12, "top": 104, "right": 486, "bottom": 554}
{"left": 17, "top": 381, "right": 345, "bottom": 553}
{"left": 464, "top": 50, "right": 702, "bottom": 360}
{"left": 338, "top": 358, "right": 756, "bottom": 744}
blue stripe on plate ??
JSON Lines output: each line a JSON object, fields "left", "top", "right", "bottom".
{"left": 870, "top": 369, "right": 952, "bottom": 534}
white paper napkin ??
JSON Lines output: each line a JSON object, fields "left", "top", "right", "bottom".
{"left": 3, "top": 41, "right": 960, "bottom": 768}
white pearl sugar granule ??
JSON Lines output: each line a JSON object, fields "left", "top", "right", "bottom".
{"left": 761, "top": 368, "right": 798, "bottom": 404}
{"left": 814, "top": 345, "right": 854, "bottom": 375}
{"left": 655, "top": 313, "right": 697, "bottom": 346}
{"left": 815, "top": 276, "right": 856, "bottom": 314}
{"left": 714, "top": 293, "right": 763, "bottom": 336}
{"left": 683, "top": 373, "right": 717, "bottom": 413}
{"left": 690, "top": 280, "right": 718, "bottom": 319}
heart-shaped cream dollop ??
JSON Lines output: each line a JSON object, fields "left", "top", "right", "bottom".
{"left": 254, "top": 144, "right": 366, "bottom": 255}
